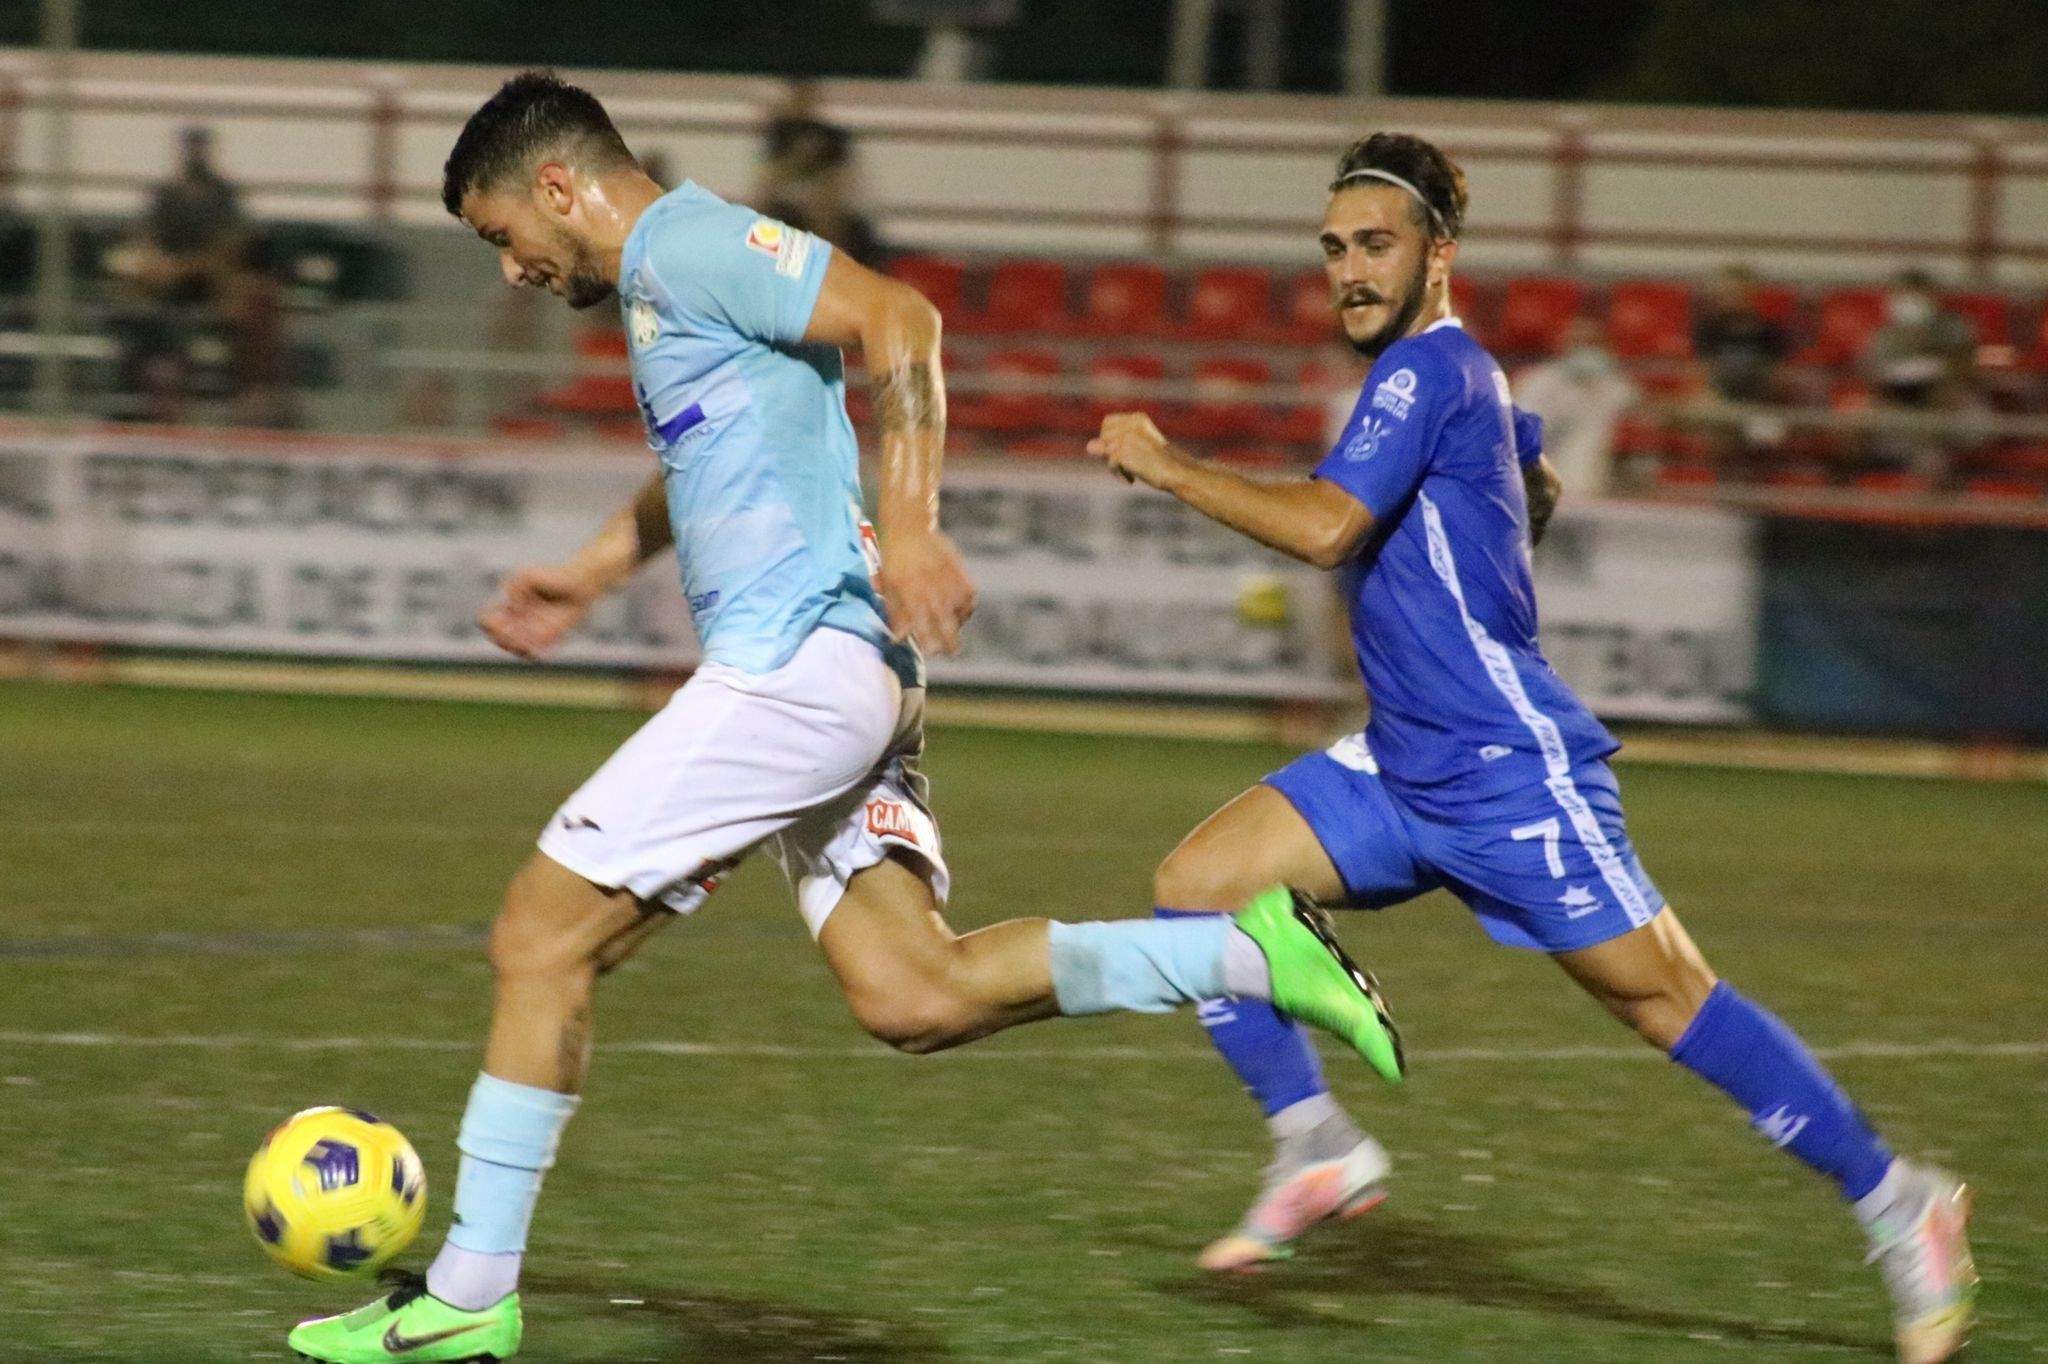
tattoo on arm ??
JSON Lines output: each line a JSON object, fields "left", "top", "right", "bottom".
{"left": 874, "top": 361, "right": 942, "bottom": 433}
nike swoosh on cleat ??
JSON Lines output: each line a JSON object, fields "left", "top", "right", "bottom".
{"left": 381, "top": 1321, "right": 485, "bottom": 1354}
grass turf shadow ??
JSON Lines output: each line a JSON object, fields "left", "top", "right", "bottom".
{"left": 1146, "top": 1208, "right": 1891, "bottom": 1357}
{"left": 519, "top": 1271, "right": 955, "bottom": 1363}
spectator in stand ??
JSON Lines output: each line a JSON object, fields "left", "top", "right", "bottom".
{"left": 756, "top": 82, "right": 885, "bottom": 265}
{"left": 1512, "top": 317, "right": 1637, "bottom": 497}
{"left": 111, "top": 126, "right": 289, "bottom": 425}
{"left": 1692, "top": 263, "right": 1788, "bottom": 403}
{"left": 1865, "top": 268, "right": 1976, "bottom": 408}
{"left": 1862, "top": 268, "right": 1980, "bottom": 479}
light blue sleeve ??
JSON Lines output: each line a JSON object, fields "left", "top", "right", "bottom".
{"left": 643, "top": 202, "right": 834, "bottom": 346}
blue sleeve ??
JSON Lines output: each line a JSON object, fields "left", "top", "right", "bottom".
{"left": 1512, "top": 405, "right": 1544, "bottom": 467}
{"left": 1312, "top": 345, "right": 1458, "bottom": 520}
{"left": 644, "top": 204, "right": 832, "bottom": 346}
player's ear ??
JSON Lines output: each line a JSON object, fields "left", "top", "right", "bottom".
{"left": 534, "top": 161, "right": 576, "bottom": 217}
{"left": 1429, "top": 237, "right": 1458, "bottom": 291}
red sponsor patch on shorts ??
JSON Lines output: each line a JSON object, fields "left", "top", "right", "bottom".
{"left": 864, "top": 798, "right": 920, "bottom": 847}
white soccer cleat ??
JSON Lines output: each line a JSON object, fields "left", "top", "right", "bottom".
{"left": 1198, "top": 1135, "right": 1390, "bottom": 1273}
{"left": 1866, "top": 1161, "right": 1977, "bottom": 1364}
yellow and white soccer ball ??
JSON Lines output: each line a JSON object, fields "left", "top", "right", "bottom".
{"left": 243, "top": 1105, "right": 427, "bottom": 1280}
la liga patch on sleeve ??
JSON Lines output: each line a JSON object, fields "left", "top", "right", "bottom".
{"left": 744, "top": 218, "right": 814, "bottom": 279}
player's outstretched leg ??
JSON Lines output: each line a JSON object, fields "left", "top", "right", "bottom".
{"left": 290, "top": 855, "right": 668, "bottom": 1364}
{"left": 1155, "top": 785, "right": 1396, "bottom": 1271}
{"left": 1556, "top": 909, "right": 1976, "bottom": 1363}
{"left": 813, "top": 855, "right": 1400, "bottom": 1075}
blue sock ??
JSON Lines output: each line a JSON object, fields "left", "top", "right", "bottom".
{"left": 1159, "top": 908, "right": 1328, "bottom": 1117}
{"left": 443, "top": 1072, "right": 580, "bottom": 1254}
{"left": 1671, "top": 982, "right": 1893, "bottom": 1201}
{"left": 1046, "top": 916, "right": 1241, "bottom": 1015}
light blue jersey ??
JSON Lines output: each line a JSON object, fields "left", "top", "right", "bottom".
{"left": 618, "top": 182, "right": 916, "bottom": 684}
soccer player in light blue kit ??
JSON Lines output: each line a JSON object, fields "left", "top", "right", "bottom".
{"left": 285, "top": 73, "right": 1405, "bottom": 1364}
{"left": 1089, "top": 133, "right": 1976, "bottom": 1364}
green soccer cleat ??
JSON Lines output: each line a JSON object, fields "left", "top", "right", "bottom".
{"left": 288, "top": 1277, "right": 522, "bottom": 1362}
{"left": 1233, "top": 886, "right": 1405, "bottom": 1084}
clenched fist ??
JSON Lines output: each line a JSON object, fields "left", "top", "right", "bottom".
{"left": 1087, "top": 411, "right": 1187, "bottom": 490}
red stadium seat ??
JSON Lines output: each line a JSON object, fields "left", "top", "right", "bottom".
{"left": 1174, "top": 356, "right": 1271, "bottom": 440}
{"left": 1941, "top": 291, "right": 2013, "bottom": 350}
{"left": 1748, "top": 283, "right": 1801, "bottom": 330}
{"left": 1762, "top": 462, "right": 1833, "bottom": 489}
{"left": 1269, "top": 269, "right": 1337, "bottom": 344}
{"left": 1213, "top": 444, "right": 1294, "bottom": 470}
{"left": 490, "top": 415, "right": 568, "bottom": 441}
{"left": 1448, "top": 275, "right": 1488, "bottom": 342}
{"left": 973, "top": 260, "right": 1069, "bottom": 334}
{"left": 1184, "top": 266, "right": 1274, "bottom": 341}
{"left": 1656, "top": 460, "right": 1719, "bottom": 488}
{"left": 1852, "top": 469, "right": 1935, "bottom": 495}
{"left": 1002, "top": 434, "right": 1079, "bottom": 461}
{"left": 1083, "top": 351, "right": 1168, "bottom": 428}
{"left": 573, "top": 327, "right": 628, "bottom": 360}
{"left": 885, "top": 255, "right": 967, "bottom": 325}
{"left": 1606, "top": 281, "right": 1694, "bottom": 361}
{"left": 1962, "top": 475, "right": 2043, "bottom": 500}
{"left": 537, "top": 374, "right": 635, "bottom": 416}
{"left": 1493, "top": 277, "right": 1584, "bottom": 356}
{"left": 949, "top": 346, "right": 1062, "bottom": 433}
{"left": 1800, "top": 288, "right": 1888, "bottom": 368}
{"left": 1074, "top": 263, "right": 1168, "bottom": 336}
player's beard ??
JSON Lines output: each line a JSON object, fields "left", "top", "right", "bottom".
{"left": 1345, "top": 250, "right": 1432, "bottom": 360}
{"left": 554, "top": 226, "right": 616, "bottom": 311}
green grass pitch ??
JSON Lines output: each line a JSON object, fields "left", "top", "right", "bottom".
{"left": 1, "top": 680, "right": 2043, "bottom": 1362}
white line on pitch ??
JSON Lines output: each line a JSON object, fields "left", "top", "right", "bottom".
{"left": 0, "top": 1031, "right": 2039, "bottom": 1065}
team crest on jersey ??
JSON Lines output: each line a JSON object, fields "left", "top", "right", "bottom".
{"left": 1372, "top": 367, "right": 1418, "bottom": 420}
{"left": 1340, "top": 416, "right": 1390, "bottom": 462}
{"left": 628, "top": 297, "right": 659, "bottom": 348}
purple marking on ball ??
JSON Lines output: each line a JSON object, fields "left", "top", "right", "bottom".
{"left": 324, "top": 1230, "right": 374, "bottom": 1271}
{"left": 304, "top": 1139, "right": 362, "bottom": 1192}
{"left": 252, "top": 1201, "right": 285, "bottom": 1244}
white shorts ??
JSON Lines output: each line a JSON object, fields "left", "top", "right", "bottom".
{"left": 536, "top": 627, "right": 948, "bottom": 937}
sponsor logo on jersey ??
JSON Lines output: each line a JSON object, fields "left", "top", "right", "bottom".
{"left": 688, "top": 588, "right": 721, "bottom": 613}
{"left": 1371, "top": 366, "right": 1419, "bottom": 419}
{"left": 744, "top": 218, "right": 814, "bottom": 280}
{"left": 628, "top": 297, "right": 659, "bottom": 348}
{"left": 864, "top": 798, "right": 922, "bottom": 847}
{"left": 1479, "top": 743, "right": 1512, "bottom": 761}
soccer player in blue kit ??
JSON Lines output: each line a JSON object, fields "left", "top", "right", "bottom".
{"left": 1089, "top": 133, "right": 1976, "bottom": 1363}
{"left": 284, "top": 74, "right": 1406, "bottom": 1363}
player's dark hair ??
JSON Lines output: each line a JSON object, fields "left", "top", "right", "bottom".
{"left": 1330, "top": 133, "right": 1468, "bottom": 242}
{"left": 442, "top": 70, "right": 636, "bottom": 216}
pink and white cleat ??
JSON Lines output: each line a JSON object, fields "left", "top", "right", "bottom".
{"left": 1198, "top": 1134, "right": 1390, "bottom": 1273}
{"left": 1866, "top": 1161, "right": 1978, "bottom": 1364}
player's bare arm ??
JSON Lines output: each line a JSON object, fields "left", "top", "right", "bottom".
{"left": 1089, "top": 410, "right": 1376, "bottom": 569}
{"left": 1525, "top": 455, "right": 1563, "bottom": 546}
{"left": 479, "top": 474, "right": 672, "bottom": 658}
{"left": 802, "top": 252, "right": 975, "bottom": 654}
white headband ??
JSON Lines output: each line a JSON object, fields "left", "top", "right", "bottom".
{"left": 1331, "top": 167, "right": 1447, "bottom": 236}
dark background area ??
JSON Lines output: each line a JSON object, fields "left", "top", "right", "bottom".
{"left": 3, "top": 0, "right": 2046, "bottom": 114}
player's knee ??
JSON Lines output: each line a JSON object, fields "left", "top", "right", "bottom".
{"left": 1153, "top": 842, "right": 1257, "bottom": 912}
{"left": 487, "top": 862, "right": 601, "bottom": 983}
{"left": 847, "top": 991, "right": 970, "bottom": 1055}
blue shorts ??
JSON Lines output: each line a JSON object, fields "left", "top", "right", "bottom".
{"left": 1265, "top": 737, "right": 1665, "bottom": 953}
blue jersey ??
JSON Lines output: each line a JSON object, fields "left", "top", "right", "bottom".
{"left": 1314, "top": 319, "right": 1617, "bottom": 814}
{"left": 618, "top": 182, "right": 914, "bottom": 683}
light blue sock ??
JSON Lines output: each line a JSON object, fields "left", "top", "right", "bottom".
{"left": 442, "top": 1072, "right": 580, "bottom": 1255}
{"left": 1047, "top": 917, "right": 1246, "bottom": 1015}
